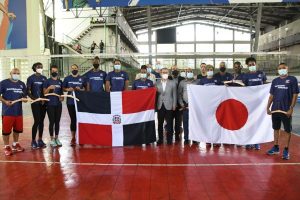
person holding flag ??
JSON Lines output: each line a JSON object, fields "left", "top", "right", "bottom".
{"left": 0, "top": 68, "right": 27, "bottom": 156}
{"left": 63, "top": 64, "right": 85, "bottom": 146}
{"left": 243, "top": 57, "right": 267, "bottom": 150}
{"left": 43, "top": 65, "right": 64, "bottom": 147}
{"left": 266, "top": 63, "right": 299, "bottom": 160}
{"left": 105, "top": 59, "right": 129, "bottom": 92}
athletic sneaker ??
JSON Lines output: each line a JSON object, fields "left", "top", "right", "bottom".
{"left": 245, "top": 145, "right": 254, "bottom": 149}
{"left": 70, "top": 138, "right": 76, "bottom": 146}
{"left": 12, "top": 143, "right": 25, "bottom": 152}
{"left": 55, "top": 138, "right": 62, "bottom": 147}
{"left": 267, "top": 146, "right": 280, "bottom": 155}
{"left": 254, "top": 144, "right": 261, "bottom": 150}
{"left": 282, "top": 148, "right": 290, "bottom": 160}
{"left": 50, "top": 139, "right": 57, "bottom": 147}
{"left": 37, "top": 139, "right": 47, "bottom": 148}
{"left": 31, "top": 141, "right": 39, "bottom": 149}
{"left": 4, "top": 146, "right": 13, "bottom": 156}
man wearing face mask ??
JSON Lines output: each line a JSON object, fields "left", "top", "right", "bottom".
{"left": 168, "top": 65, "right": 185, "bottom": 141}
{"left": 132, "top": 65, "right": 154, "bottom": 90}
{"left": 197, "top": 63, "right": 207, "bottom": 80}
{"left": 27, "top": 63, "right": 47, "bottom": 149}
{"left": 243, "top": 57, "right": 267, "bottom": 150}
{"left": 232, "top": 61, "right": 244, "bottom": 81}
{"left": 156, "top": 68, "right": 177, "bottom": 145}
{"left": 105, "top": 59, "right": 129, "bottom": 92}
{"left": 85, "top": 56, "right": 107, "bottom": 92}
{"left": 178, "top": 68, "right": 197, "bottom": 144}
{"left": 214, "top": 62, "right": 233, "bottom": 85}
{"left": 0, "top": 68, "right": 27, "bottom": 156}
{"left": 135, "top": 65, "right": 156, "bottom": 84}
{"left": 198, "top": 65, "right": 221, "bottom": 86}
{"left": 266, "top": 63, "right": 299, "bottom": 160}
{"left": 148, "top": 64, "right": 160, "bottom": 80}
{"left": 43, "top": 65, "right": 64, "bottom": 147}
{"left": 63, "top": 64, "right": 85, "bottom": 146}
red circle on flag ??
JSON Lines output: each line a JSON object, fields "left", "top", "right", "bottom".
{"left": 215, "top": 99, "right": 248, "bottom": 130}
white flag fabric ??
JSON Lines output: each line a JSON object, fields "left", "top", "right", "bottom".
{"left": 188, "top": 84, "right": 273, "bottom": 145}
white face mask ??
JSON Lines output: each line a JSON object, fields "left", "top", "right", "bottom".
{"left": 187, "top": 72, "right": 194, "bottom": 79}
{"left": 249, "top": 65, "right": 257, "bottom": 72}
{"left": 180, "top": 72, "right": 186, "bottom": 78}
{"left": 12, "top": 74, "right": 20, "bottom": 81}
{"left": 36, "top": 68, "right": 43, "bottom": 74}
{"left": 207, "top": 71, "right": 214, "bottom": 77}
{"left": 140, "top": 73, "right": 147, "bottom": 79}
{"left": 161, "top": 74, "right": 168, "bottom": 80}
{"left": 114, "top": 65, "right": 121, "bottom": 70}
{"left": 278, "top": 69, "right": 288, "bottom": 76}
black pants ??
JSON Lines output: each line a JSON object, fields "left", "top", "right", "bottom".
{"left": 157, "top": 104, "right": 173, "bottom": 143}
{"left": 31, "top": 103, "right": 47, "bottom": 140}
{"left": 171, "top": 107, "right": 183, "bottom": 138}
{"left": 47, "top": 105, "right": 62, "bottom": 137}
{"left": 67, "top": 104, "right": 77, "bottom": 132}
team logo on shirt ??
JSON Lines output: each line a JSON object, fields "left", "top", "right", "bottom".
{"left": 20, "top": 85, "right": 23, "bottom": 89}
{"left": 286, "top": 80, "right": 290, "bottom": 84}
{"left": 148, "top": 83, "right": 151, "bottom": 86}
{"left": 258, "top": 74, "right": 262, "bottom": 78}
{"left": 112, "top": 115, "right": 122, "bottom": 124}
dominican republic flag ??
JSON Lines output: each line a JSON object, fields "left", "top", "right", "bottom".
{"left": 188, "top": 84, "right": 274, "bottom": 145}
{"left": 74, "top": 88, "right": 156, "bottom": 146}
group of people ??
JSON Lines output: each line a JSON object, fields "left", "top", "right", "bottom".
{"left": 0, "top": 56, "right": 298, "bottom": 160}
{"left": 91, "top": 40, "right": 105, "bottom": 53}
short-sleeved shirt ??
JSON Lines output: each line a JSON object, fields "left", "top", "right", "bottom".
{"left": 0, "top": 79, "right": 27, "bottom": 116}
{"left": 43, "top": 78, "right": 63, "bottom": 106}
{"left": 62, "top": 75, "right": 85, "bottom": 105}
{"left": 26, "top": 74, "right": 47, "bottom": 102}
{"left": 197, "top": 74, "right": 207, "bottom": 80}
{"left": 270, "top": 76, "right": 299, "bottom": 112}
{"left": 132, "top": 79, "right": 154, "bottom": 90}
{"left": 106, "top": 71, "right": 129, "bottom": 92}
{"left": 198, "top": 77, "right": 221, "bottom": 86}
{"left": 85, "top": 70, "right": 107, "bottom": 92}
{"left": 243, "top": 71, "right": 267, "bottom": 86}
{"left": 214, "top": 72, "right": 233, "bottom": 85}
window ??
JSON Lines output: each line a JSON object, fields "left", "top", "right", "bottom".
{"left": 196, "top": 59, "right": 214, "bottom": 67}
{"left": 157, "top": 44, "right": 175, "bottom": 53}
{"left": 215, "top": 58, "right": 233, "bottom": 69}
{"left": 196, "top": 24, "right": 214, "bottom": 41}
{"left": 138, "top": 44, "right": 156, "bottom": 53}
{"left": 177, "top": 44, "right": 194, "bottom": 53}
{"left": 215, "top": 43, "right": 233, "bottom": 52}
{"left": 177, "top": 59, "right": 195, "bottom": 69}
{"left": 215, "top": 27, "right": 233, "bottom": 41}
{"left": 176, "top": 24, "right": 194, "bottom": 42}
{"left": 234, "top": 31, "right": 250, "bottom": 41}
{"left": 196, "top": 44, "right": 214, "bottom": 52}
{"left": 234, "top": 44, "right": 251, "bottom": 52}
{"left": 137, "top": 32, "right": 156, "bottom": 42}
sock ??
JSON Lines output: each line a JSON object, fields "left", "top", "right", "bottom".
{"left": 13, "top": 142, "right": 17, "bottom": 146}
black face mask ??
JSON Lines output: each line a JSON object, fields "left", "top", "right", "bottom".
{"left": 93, "top": 64, "right": 99, "bottom": 69}
{"left": 220, "top": 67, "right": 226, "bottom": 73}
{"left": 72, "top": 70, "right": 78, "bottom": 75}
{"left": 51, "top": 72, "right": 58, "bottom": 77}
{"left": 172, "top": 70, "right": 179, "bottom": 77}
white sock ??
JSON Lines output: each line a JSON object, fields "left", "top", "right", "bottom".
{"left": 13, "top": 142, "right": 18, "bottom": 146}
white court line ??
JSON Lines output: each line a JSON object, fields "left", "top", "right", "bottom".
{"left": 0, "top": 160, "right": 300, "bottom": 167}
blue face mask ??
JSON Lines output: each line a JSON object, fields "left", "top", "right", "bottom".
{"left": 147, "top": 68, "right": 152, "bottom": 73}
{"left": 278, "top": 69, "right": 288, "bottom": 76}
{"left": 114, "top": 65, "right": 121, "bottom": 70}
{"left": 187, "top": 72, "right": 194, "bottom": 79}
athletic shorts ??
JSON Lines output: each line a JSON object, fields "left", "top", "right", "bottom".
{"left": 271, "top": 113, "right": 292, "bottom": 133}
{"left": 2, "top": 116, "right": 23, "bottom": 135}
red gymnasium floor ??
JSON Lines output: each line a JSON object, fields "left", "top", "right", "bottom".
{"left": 1, "top": 105, "right": 300, "bottom": 200}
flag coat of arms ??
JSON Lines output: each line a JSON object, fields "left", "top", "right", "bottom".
{"left": 74, "top": 88, "right": 156, "bottom": 146}
{"left": 188, "top": 84, "right": 274, "bottom": 145}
